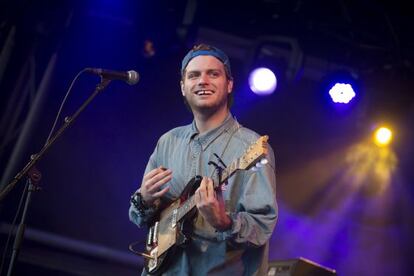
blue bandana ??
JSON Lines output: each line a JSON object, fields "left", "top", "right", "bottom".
{"left": 181, "top": 46, "right": 232, "bottom": 79}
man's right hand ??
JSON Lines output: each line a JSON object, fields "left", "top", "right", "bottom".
{"left": 140, "top": 166, "right": 172, "bottom": 205}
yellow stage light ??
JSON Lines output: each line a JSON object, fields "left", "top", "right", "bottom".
{"left": 374, "top": 127, "right": 392, "bottom": 146}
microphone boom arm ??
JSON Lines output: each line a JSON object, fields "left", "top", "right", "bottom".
{"left": 0, "top": 78, "right": 112, "bottom": 202}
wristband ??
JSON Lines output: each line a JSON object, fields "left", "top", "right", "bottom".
{"left": 130, "top": 192, "right": 148, "bottom": 214}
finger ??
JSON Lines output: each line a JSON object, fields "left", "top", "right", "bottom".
{"left": 198, "top": 177, "right": 208, "bottom": 200}
{"left": 152, "top": 186, "right": 170, "bottom": 198}
{"left": 147, "top": 174, "right": 173, "bottom": 193}
{"left": 144, "top": 169, "right": 172, "bottom": 189}
{"left": 206, "top": 178, "right": 215, "bottom": 199}
{"left": 143, "top": 166, "right": 165, "bottom": 182}
{"left": 215, "top": 186, "right": 223, "bottom": 200}
{"left": 152, "top": 168, "right": 172, "bottom": 183}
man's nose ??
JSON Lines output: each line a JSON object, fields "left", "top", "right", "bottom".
{"left": 198, "top": 73, "right": 209, "bottom": 85}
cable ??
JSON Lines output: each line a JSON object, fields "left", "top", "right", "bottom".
{"left": 44, "top": 68, "right": 88, "bottom": 145}
{"left": 0, "top": 68, "right": 88, "bottom": 275}
{"left": 128, "top": 240, "right": 153, "bottom": 260}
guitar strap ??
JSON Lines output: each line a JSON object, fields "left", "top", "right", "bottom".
{"left": 208, "top": 117, "right": 242, "bottom": 180}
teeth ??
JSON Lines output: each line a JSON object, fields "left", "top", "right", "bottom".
{"left": 196, "top": 90, "right": 213, "bottom": 95}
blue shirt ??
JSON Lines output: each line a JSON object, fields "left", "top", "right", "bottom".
{"left": 129, "top": 114, "right": 277, "bottom": 275}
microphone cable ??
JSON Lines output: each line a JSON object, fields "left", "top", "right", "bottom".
{"left": 44, "top": 68, "right": 88, "bottom": 145}
{"left": 0, "top": 68, "right": 87, "bottom": 276}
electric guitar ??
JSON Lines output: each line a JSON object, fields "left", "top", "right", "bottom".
{"left": 141, "top": 135, "right": 269, "bottom": 274}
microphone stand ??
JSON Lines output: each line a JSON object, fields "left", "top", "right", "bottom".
{"left": 0, "top": 78, "right": 112, "bottom": 276}
{"left": 6, "top": 167, "right": 41, "bottom": 276}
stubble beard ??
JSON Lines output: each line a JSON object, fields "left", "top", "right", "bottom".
{"left": 184, "top": 92, "right": 228, "bottom": 117}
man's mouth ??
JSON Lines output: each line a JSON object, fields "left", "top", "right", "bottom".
{"left": 195, "top": 90, "right": 214, "bottom": 95}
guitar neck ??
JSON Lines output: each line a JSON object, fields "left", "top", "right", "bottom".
{"left": 176, "top": 159, "right": 240, "bottom": 222}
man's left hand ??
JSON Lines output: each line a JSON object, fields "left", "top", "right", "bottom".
{"left": 194, "top": 177, "right": 232, "bottom": 231}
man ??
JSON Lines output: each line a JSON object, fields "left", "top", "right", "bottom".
{"left": 129, "top": 44, "right": 277, "bottom": 275}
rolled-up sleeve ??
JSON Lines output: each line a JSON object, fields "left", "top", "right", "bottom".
{"left": 128, "top": 143, "right": 159, "bottom": 228}
{"left": 217, "top": 146, "right": 277, "bottom": 246}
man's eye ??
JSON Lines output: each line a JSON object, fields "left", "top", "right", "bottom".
{"left": 210, "top": 71, "right": 220, "bottom": 77}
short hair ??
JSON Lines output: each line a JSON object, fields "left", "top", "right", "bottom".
{"left": 181, "top": 44, "right": 234, "bottom": 108}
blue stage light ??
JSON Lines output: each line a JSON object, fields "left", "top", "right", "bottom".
{"left": 328, "top": 83, "right": 356, "bottom": 104}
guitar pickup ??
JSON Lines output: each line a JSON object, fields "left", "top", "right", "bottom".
{"left": 171, "top": 209, "right": 178, "bottom": 228}
{"left": 147, "top": 226, "right": 154, "bottom": 246}
{"left": 152, "top": 221, "right": 159, "bottom": 244}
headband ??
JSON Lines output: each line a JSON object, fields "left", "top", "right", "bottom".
{"left": 181, "top": 46, "right": 232, "bottom": 78}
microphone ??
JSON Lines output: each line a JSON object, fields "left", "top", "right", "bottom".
{"left": 85, "top": 68, "right": 139, "bottom": 85}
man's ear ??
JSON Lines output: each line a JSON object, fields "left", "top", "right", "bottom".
{"left": 180, "top": 80, "right": 185, "bottom": 96}
{"left": 227, "top": 79, "right": 234, "bottom": 94}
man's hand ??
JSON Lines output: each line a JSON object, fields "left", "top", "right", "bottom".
{"left": 194, "top": 177, "right": 232, "bottom": 231}
{"left": 140, "top": 166, "right": 172, "bottom": 205}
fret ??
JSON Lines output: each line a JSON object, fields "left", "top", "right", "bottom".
{"left": 218, "top": 157, "right": 239, "bottom": 185}
{"left": 220, "top": 170, "right": 229, "bottom": 184}
{"left": 177, "top": 195, "right": 196, "bottom": 221}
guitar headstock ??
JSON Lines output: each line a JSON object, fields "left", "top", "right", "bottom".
{"left": 238, "top": 135, "right": 269, "bottom": 171}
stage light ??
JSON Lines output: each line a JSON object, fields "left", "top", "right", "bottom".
{"left": 142, "top": 39, "right": 156, "bottom": 58}
{"left": 328, "top": 83, "right": 356, "bottom": 104}
{"left": 321, "top": 69, "right": 359, "bottom": 106}
{"left": 248, "top": 67, "right": 277, "bottom": 95}
{"left": 374, "top": 127, "right": 393, "bottom": 147}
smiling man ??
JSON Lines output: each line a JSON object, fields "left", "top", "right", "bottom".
{"left": 129, "top": 44, "right": 278, "bottom": 275}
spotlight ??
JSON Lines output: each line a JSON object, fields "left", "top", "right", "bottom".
{"left": 329, "top": 83, "right": 356, "bottom": 104}
{"left": 322, "top": 69, "right": 359, "bottom": 105}
{"left": 374, "top": 127, "right": 393, "bottom": 147}
{"left": 248, "top": 67, "right": 277, "bottom": 95}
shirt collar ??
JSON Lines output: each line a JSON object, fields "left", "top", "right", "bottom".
{"left": 187, "top": 113, "right": 238, "bottom": 151}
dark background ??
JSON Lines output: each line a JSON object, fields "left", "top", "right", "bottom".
{"left": 0, "top": 0, "right": 413, "bottom": 275}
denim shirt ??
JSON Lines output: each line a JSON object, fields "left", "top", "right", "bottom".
{"left": 129, "top": 114, "right": 277, "bottom": 276}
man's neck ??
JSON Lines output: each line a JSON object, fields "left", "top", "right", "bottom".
{"left": 193, "top": 107, "right": 229, "bottom": 134}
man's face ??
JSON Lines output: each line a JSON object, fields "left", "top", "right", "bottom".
{"left": 181, "top": 55, "right": 233, "bottom": 114}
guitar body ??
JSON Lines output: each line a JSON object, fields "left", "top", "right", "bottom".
{"left": 144, "top": 176, "right": 202, "bottom": 275}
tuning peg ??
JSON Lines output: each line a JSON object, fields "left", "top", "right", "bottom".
{"left": 251, "top": 166, "right": 258, "bottom": 172}
{"left": 255, "top": 162, "right": 263, "bottom": 168}
{"left": 260, "top": 158, "right": 268, "bottom": 165}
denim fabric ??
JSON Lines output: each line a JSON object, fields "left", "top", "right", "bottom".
{"left": 129, "top": 114, "right": 277, "bottom": 276}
